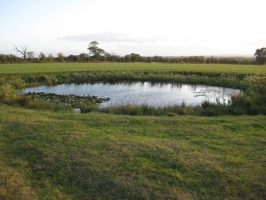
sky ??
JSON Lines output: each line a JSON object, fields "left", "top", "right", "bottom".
{"left": 0, "top": 0, "right": 265, "bottom": 57}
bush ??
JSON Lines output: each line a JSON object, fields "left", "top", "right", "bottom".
{"left": 244, "top": 74, "right": 266, "bottom": 95}
{"left": 0, "top": 83, "right": 17, "bottom": 99}
{"left": 16, "top": 96, "right": 30, "bottom": 107}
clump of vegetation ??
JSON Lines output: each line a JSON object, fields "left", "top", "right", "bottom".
{"left": 0, "top": 83, "right": 17, "bottom": 99}
{"left": 0, "top": 79, "right": 26, "bottom": 99}
{"left": 1, "top": 96, "right": 73, "bottom": 111}
{"left": 243, "top": 73, "right": 266, "bottom": 95}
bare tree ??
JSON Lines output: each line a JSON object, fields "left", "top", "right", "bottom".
{"left": 14, "top": 45, "right": 28, "bottom": 59}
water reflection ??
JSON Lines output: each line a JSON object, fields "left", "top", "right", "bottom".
{"left": 18, "top": 81, "right": 241, "bottom": 108}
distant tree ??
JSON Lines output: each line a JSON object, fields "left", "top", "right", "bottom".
{"left": 87, "top": 41, "right": 105, "bottom": 62}
{"left": 47, "top": 54, "right": 54, "bottom": 62}
{"left": 79, "top": 53, "right": 88, "bottom": 62}
{"left": 27, "top": 51, "right": 34, "bottom": 62}
{"left": 57, "top": 53, "right": 65, "bottom": 62}
{"left": 66, "top": 54, "right": 80, "bottom": 62}
{"left": 197, "top": 56, "right": 205, "bottom": 63}
{"left": 254, "top": 47, "right": 266, "bottom": 65}
{"left": 130, "top": 53, "right": 141, "bottom": 62}
{"left": 146, "top": 57, "right": 152, "bottom": 63}
{"left": 124, "top": 54, "right": 131, "bottom": 62}
{"left": 14, "top": 45, "right": 28, "bottom": 59}
{"left": 105, "top": 52, "right": 121, "bottom": 62}
{"left": 152, "top": 56, "right": 160, "bottom": 62}
{"left": 39, "top": 52, "right": 46, "bottom": 62}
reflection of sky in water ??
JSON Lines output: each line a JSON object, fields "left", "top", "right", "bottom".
{"left": 18, "top": 82, "right": 241, "bottom": 108}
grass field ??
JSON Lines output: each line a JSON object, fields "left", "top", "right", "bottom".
{"left": 0, "top": 63, "right": 266, "bottom": 199}
{"left": 0, "top": 63, "right": 266, "bottom": 74}
{"left": 0, "top": 106, "right": 265, "bottom": 199}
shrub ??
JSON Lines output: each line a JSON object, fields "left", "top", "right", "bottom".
{"left": 16, "top": 96, "right": 30, "bottom": 107}
{"left": 244, "top": 74, "right": 266, "bottom": 95}
{"left": 8, "top": 79, "right": 26, "bottom": 89}
{"left": 0, "top": 83, "right": 17, "bottom": 99}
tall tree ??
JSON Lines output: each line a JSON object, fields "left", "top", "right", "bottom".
{"left": 254, "top": 47, "right": 266, "bottom": 65}
{"left": 14, "top": 45, "right": 28, "bottom": 59}
{"left": 87, "top": 41, "right": 105, "bottom": 62}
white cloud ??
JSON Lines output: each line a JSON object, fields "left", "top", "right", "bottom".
{"left": 58, "top": 32, "right": 162, "bottom": 44}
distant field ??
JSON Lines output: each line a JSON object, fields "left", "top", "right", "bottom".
{"left": 0, "top": 63, "right": 265, "bottom": 74}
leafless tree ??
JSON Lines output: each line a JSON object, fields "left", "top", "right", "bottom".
{"left": 14, "top": 45, "right": 28, "bottom": 59}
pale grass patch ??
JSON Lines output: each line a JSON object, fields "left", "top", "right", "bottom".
{"left": 0, "top": 160, "right": 37, "bottom": 200}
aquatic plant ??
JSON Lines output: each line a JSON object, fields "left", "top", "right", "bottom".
{"left": 23, "top": 92, "right": 109, "bottom": 108}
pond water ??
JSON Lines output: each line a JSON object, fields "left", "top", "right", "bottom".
{"left": 18, "top": 82, "right": 241, "bottom": 107}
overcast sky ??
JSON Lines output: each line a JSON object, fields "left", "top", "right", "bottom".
{"left": 0, "top": 0, "right": 265, "bottom": 57}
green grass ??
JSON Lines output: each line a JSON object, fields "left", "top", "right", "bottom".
{"left": 0, "top": 63, "right": 265, "bottom": 74}
{"left": 0, "top": 105, "right": 265, "bottom": 199}
{"left": 0, "top": 63, "right": 266, "bottom": 199}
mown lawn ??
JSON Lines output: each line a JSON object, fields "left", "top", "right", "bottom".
{"left": 0, "top": 105, "right": 265, "bottom": 199}
{"left": 0, "top": 63, "right": 265, "bottom": 74}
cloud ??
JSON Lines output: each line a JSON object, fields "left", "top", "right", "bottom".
{"left": 58, "top": 32, "right": 161, "bottom": 43}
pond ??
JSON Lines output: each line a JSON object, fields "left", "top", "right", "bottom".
{"left": 18, "top": 82, "right": 241, "bottom": 108}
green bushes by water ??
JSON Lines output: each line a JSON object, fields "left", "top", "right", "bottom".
{"left": 14, "top": 71, "right": 245, "bottom": 89}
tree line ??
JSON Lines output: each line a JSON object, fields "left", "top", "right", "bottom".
{"left": 0, "top": 42, "right": 263, "bottom": 65}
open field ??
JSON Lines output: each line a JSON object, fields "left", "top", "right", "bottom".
{"left": 0, "top": 63, "right": 266, "bottom": 74}
{"left": 0, "top": 106, "right": 265, "bottom": 199}
{"left": 0, "top": 63, "right": 266, "bottom": 199}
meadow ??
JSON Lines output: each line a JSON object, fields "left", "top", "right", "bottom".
{"left": 0, "top": 63, "right": 266, "bottom": 74}
{"left": 0, "top": 63, "right": 266, "bottom": 199}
